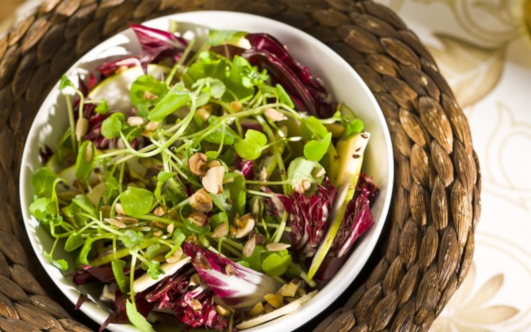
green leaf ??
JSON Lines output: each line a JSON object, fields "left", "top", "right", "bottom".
{"left": 32, "top": 167, "right": 57, "bottom": 197}
{"left": 145, "top": 244, "right": 161, "bottom": 260}
{"left": 112, "top": 259, "right": 129, "bottom": 293}
{"left": 192, "top": 78, "right": 226, "bottom": 99}
{"left": 211, "top": 173, "right": 246, "bottom": 218}
{"left": 154, "top": 171, "right": 175, "bottom": 202}
{"left": 125, "top": 300, "right": 155, "bottom": 332}
{"left": 75, "top": 141, "right": 96, "bottom": 180}
{"left": 276, "top": 84, "right": 294, "bottom": 108}
{"left": 101, "top": 113, "right": 125, "bottom": 139}
{"left": 130, "top": 74, "right": 169, "bottom": 108}
{"left": 242, "top": 245, "right": 266, "bottom": 272}
{"left": 234, "top": 129, "right": 267, "bottom": 160}
{"left": 64, "top": 232, "right": 84, "bottom": 252}
{"left": 77, "top": 237, "right": 94, "bottom": 265}
{"left": 60, "top": 75, "right": 75, "bottom": 90}
{"left": 209, "top": 212, "right": 228, "bottom": 228}
{"left": 207, "top": 30, "right": 248, "bottom": 47}
{"left": 122, "top": 230, "right": 144, "bottom": 249}
{"left": 71, "top": 194, "right": 97, "bottom": 217}
{"left": 44, "top": 251, "right": 69, "bottom": 271}
{"left": 204, "top": 116, "right": 240, "bottom": 145}
{"left": 95, "top": 98, "right": 109, "bottom": 114}
{"left": 147, "top": 260, "right": 164, "bottom": 279}
{"left": 262, "top": 249, "right": 292, "bottom": 276}
{"left": 300, "top": 116, "right": 328, "bottom": 140}
{"left": 29, "top": 197, "right": 57, "bottom": 223}
{"left": 304, "top": 132, "right": 332, "bottom": 162}
{"left": 165, "top": 228, "right": 186, "bottom": 259}
{"left": 287, "top": 157, "right": 326, "bottom": 192}
{"left": 147, "top": 83, "right": 190, "bottom": 122}
{"left": 120, "top": 187, "right": 155, "bottom": 217}
{"left": 345, "top": 119, "right": 364, "bottom": 138}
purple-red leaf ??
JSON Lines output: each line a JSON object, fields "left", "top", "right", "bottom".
{"left": 182, "top": 243, "right": 280, "bottom": 309}
{"left": 96, "top": 56, "right": 142, "bottom": 77}
{"left": 129, "top": 23, "right": 187, "bottom": 57}
{"left": 279, "top": 181, "right": 337, "bottom": 260}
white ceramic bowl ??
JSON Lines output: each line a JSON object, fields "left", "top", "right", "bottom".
{"left": 20, "top": 11, "right": 393, "bottom": 332}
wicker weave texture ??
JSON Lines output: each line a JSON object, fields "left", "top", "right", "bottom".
{"left": 0, "top": 0, "right": 481, "bottom": 331}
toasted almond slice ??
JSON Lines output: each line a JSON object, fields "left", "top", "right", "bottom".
{"left": 191, "top": 299, "right": 202, "bottom": 311}
{"left": 189, "top": 152, "right": 208, "bottom": 176}
{"left": 243, "top": 237, "right": 256, "bottom": 258}
{"left": 266, "top": 243, "right": 291, "bottom": 252}
{"left": 236, "top": 291, "right": 317, "bottom": 330}
{"left": 145, "top": 121, "right": 160, "bottom": 131}
{"left": 212, "top": 222, "right": 228, "bottom": 238}
{"left": 264, "top": 108, "right": 287, "bottom": 122}
{"left": 225, "top": 264, "right": 235, "bottom": 276}
{"left": 104, "top": 218, "right": 126, "bottom": 229}
{"left": 166, "top": 223, "right": 175, "bottom": 235}
{"left": 127, "top": 116, "right": 145, "bottom": 127}
{"left": 202, "top": 165, "right": 225, "bottom": 195}
{"left": 116, "top": 216, "right": 138, "bottom": 223}
{"left": 234, "top": 214, "right": 255, "bottom": 239}
{"left": 188, "top": 211, "right": 208, "bottom": 226}
{"left": 191, "top": 188, "right": 213, "bottom": 212}
{"left": 115, "top": 203, "right": 126, "bottom": 216}
{"left": 166, "top": 247, "right": 183, "bottom": 263}
{"left": 153, "top": 205, "right": 167, "bottom": 217}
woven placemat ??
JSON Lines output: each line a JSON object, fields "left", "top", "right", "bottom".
{"left": 0, "top": 0, "right": 481, "bottom": 331}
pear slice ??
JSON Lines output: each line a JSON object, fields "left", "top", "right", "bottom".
{"left": 57, "top": 165, "right": 100, "bottom": 190}
{"left": 307, "top": 133, "right": 370, "bottom": 281}
{"left": 236, "top": 291, "right": 317, "bottom": 330}
{"left": 88, "top": 64, "right": 170, "bottom": 112}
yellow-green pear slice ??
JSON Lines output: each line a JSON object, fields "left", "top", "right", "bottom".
{"left": 88, "top": 64, "right": 170, "bottom": 112}
{"left": 57, "top": 165, "right": 100, "bottom": 190}
{"left": 307, "top": 132, "right": 370, "bottom": 281}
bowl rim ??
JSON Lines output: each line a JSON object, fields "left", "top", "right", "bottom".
{"left": 19, "top": 10, "right": 394, "bottom": 332}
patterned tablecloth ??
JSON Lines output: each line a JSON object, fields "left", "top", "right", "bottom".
{"left": 1, "top": 1, "right": 531, "bottom": 331}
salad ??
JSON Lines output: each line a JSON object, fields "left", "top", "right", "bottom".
{"left": 29, "top": 23, "right": 379, "bottom": 331}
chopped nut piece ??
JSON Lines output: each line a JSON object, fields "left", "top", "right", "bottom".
{"left": 153, "top": 205, "right": 167, "bottom": 217}
{"left": 212, "top": 222, "right": 228, "bottom": 238}
{"left": 190, "top": 188, "right": 213, "bottom": 212}
{"left": 249, "top": 302, "right": 264, "bottom": 316}
{"left": 189, "top": 273, "right": 202, "bottom": 286}
{"left": 191, "top": 299, "right": 202, "bottom": 311}
{"left": 150, "top": 220, "right": 166, "bottom": 229}
{"left": 202, "top": 165, "right": 225, "bottom": 195}
{"left": 207, "top": 160, "right": 222, "bottom": 169}
{"left": 264, "top": 294, "right": 284, "bottom": 309}
{"left": 127, "top": 116, "right": 145, "bottom": 127}
{"left": 230, "top": 100, "right": 242, "bottom": 112}
{"left": 188, "top": 152, "right": 208, "bottom": 176}
{"left": 216, "top": 305, "right": 231, "bottom": 317}
{"left": 188, "top": 211, "right": 208, "bottom": 226}
{"left": 75, "top": 118, "right": 88, "bottom": 141}
{"left": 264, "top": 108, "right": 287, "bottom": 122}
{"left": 234, "top": 214, "right": 255, "bottom": 238}
{"left": 225, "top": 264, "right": 235, "bottom": 276}
{"left": 104, "top": 218, "right": 126, "bottom": 229}
{"left": 243, "top": 237, "right": 256, "bottom": 258}
{"left": 166, "top": 223, "right": 175, "bottom": 234}
{"left": 145, "top": 121, "right": 160, "bottom": 132}
{"left": 115, "top": 203, "right": 126, "bottom": 216}
{"left": 143, "top": 90, "right": 158, "bottom": 100}
{"left": 259, "top": 167, "right": 267, "bottom": 182}
{"left": 117, "top": 215, "right": 138, "bottom": 223}
{"left": 166, "top": 247, "right": 183, "bottom": 263}
{"left": 266, "top": 243, "right": 291, "bottom": 252}
{"left": 196, "top": 106, "right": 213, "bottom": 122}
{"left": 153, "top": 230, "right": 163, "bottom": 237}
{"left": 277, "top": 279, "right": 301, "bottom": 297}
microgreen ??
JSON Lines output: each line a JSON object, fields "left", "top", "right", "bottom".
{"left": 234, "top": 129, "right": 267, "bottom": 160}
{"left": 101, "top": 113, "right": 125, "bottom": 139}
{"left": 276, "top": 84, "right": 294, "bottom": 108}
{"left": 147, "top": 82, "right": 190, "bottom": 122}
{"left": 120, "top": 187, "right": 155, "bottom": 218}
{"left": 125, "top": 300, "right": 155, "bottom": 332}
{"left": 75, "top": 141, "right": 96, "bottom": 180}
{"left": 304, "top": 132, "right": 332, "bottom": 162}
{"left": 64, "top": 232, "right": 85, "bottom": 252}
{"left": 262, "top": 249, "right": 292, "bottom": 276}
{"left": 31, "top": 167, "right": 57, "bottom": 197}
{"left": 130, "top": 74, "right": 169, "bottom": 109}
{"left": 112, "top": 259, "right": 129, "bottom": 293}
{"left": 207, "top": 30, "right": 248, "bottom": 47}
{"left": 95, "top": 98, "right": 109, "bottom": 114}
{"left": 122, "top": 230, "right": 144, "bottom": 249}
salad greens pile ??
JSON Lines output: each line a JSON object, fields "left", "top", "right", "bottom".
{"left": 29, "top": 23, "right": 379, "bottom": 331}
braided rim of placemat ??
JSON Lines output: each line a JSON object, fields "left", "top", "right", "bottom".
{"left": 0, "top": 0, "right": 481, "bottom": 331}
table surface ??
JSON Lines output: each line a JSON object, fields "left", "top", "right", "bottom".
{"left": 1, "top": 1, "right": 531, "bottom": 331}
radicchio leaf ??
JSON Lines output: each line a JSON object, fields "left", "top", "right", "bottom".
{"left": 243, "top": 34, "right": 336, "bottom": 118}
{"left": 182, "top": 243, "right": 280, "bottom": 309}
{"left": 314, "top": 174, "right": 379, "bottom": 281}
{"left": 278, "top": 180, "right": 337, "bottom": 260}
{"left": 96, "top": 57, "right": 142, "bottom": 77}
{"left": 100, "top": 289, "right": 155, "bottom": 331}
{"left": 236, "top": 158, "right": 254, "bottom": 179}
{"left": 72, "top": 264, "right": 135, "bottom": 286}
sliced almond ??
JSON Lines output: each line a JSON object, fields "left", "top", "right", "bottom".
{"left": 212, "top": 222, "right": 228, "bottom": 238}
{"left": 166, "top": 223, "right": 175, "bottom": 234}
{"left": 189, "top": 273, "right": 202, "bottom": 287}
{"left": 266, "top": 243, "right": 291, "bottom": 252}
{"left": 190, "top": 188, "right": 213, "bottom": 212}
{"left": 202, "top": 165, "right": 225, "bottom": 195}
{"left": 145, "top": 121, "right": 160, "bottom": 132}
{"left": 249, "top": 302, "right": 264, "bottom": 316}
{"left": 188, "top": 152, "right": 208, "bottom": 176}
{"left": 153, "top": 230, "right": 163, "bottom": 237}
{"left": 225, "top": 264, "right": 235, "bottom": 276}
{"left": 117, "top": 216, "right": 138, "bottom": 223}
{"left": 104, "top": 218, "right": 126, "bottom": 229}
{"left": 153, "top": 205, "right": 167, "bottom": 217}
{"left": 243, "top": 237, "right": 256, "bottom": 258}
{"left": 191, "top": 299, "right": 202, "bottom": 311}
{"left": 234, "top": 214, "right": 255, "bottom": 239}
{"left": 264, "top": 108, "right": 287, "bottom": 122}
{"left": 115, "top": 203, "right": 126, "bottom": 216}
{"left": 188, "top": 211, "right": 208, "bottom": 226}
{"left": 75, "top": 118, "right": 89, "bottom": 141}
{"left": 166, "top": 247, "right": 183, "bottom": 263}
{"left": 127, "top": 116, "right": 145, "bottom": 127}
{"left": 264, "top": 294, "right": 284, "bottom": 309}
{"left": 143, "top": 90, "right": 158, "bottom": 100}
